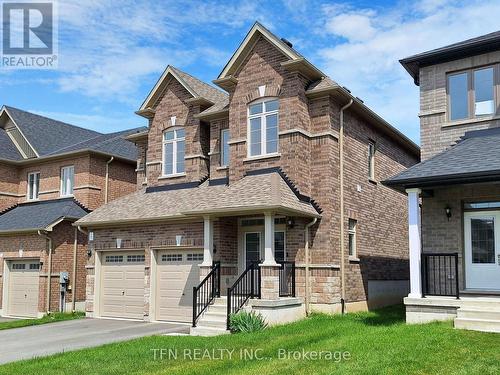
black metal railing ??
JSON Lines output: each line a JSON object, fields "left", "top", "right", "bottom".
{"left": 422, "top": 253, "right": 459, "bottom": 299}
{"left": 278, "top": 261, "right": 296, "bottom": 297}
{"left": 192, "top": 261, "right": 221, "bottom": 327}
{"left": 226, "top": 262, "right": 261, "bottom": 330}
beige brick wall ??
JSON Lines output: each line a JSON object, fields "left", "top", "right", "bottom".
{"left": 419, "top": 50, "right": 500, "bottom": 159}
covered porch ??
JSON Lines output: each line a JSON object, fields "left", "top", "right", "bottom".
{"left": 385, "top": 128, "right": 500, "bottom": 332}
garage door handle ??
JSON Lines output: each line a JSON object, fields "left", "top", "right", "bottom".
{"left": 122, "top": 291, "right": 125, "bottom": 296}
{"left": 182, "top": 293, "right": 185, "bottom": 296}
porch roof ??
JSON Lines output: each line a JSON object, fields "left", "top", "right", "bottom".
{"left": 384, "top": 128, "right": 500, "bottom": 192}
{"left": 75, "top": 170, "right": 321, "bottom": 227}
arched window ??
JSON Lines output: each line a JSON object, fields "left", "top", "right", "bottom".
{"left": 162, "top": 127, "right": 185, "bottom": 176}
{"left": 247, "top": 98, "right": 279, "bottom": 157}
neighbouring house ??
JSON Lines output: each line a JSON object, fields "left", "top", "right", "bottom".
{"left": 76, "top": 22, "right": 419, "bottom": 335}
{"left": 0, "top": 106, "right": 142, "bottom": 318}
{"left": 385, "top": 31, "right": 500, "bottom": 332}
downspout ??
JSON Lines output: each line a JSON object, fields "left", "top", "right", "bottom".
{"left": 71, "top": 227, "right": 78, "bottom": 312}
{"left": 304, "top": 217, "right": 317, "bottom": 316}
{"left": 38, "top": 230, "right": 52, "bottom": 314}
{"left": 339, "top": 99, "right": 353, "bottom": 314}
{"left": 104, "top": 156, "right": 114, "bottom": 204}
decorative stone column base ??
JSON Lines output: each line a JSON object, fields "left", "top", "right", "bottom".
{"left": 260, "top": 264, "right": 281, "bottom": 300}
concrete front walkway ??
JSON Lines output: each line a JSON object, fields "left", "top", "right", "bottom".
{"left": 0, "top": 317, "right": 17, "bottom": 323}
{"left": 0, "top": 318, "right": 188, "bottom": 364}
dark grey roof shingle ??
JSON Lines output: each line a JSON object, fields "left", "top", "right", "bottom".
{"left": 171, "top": 66, "right": 228, "bottom": 105}
{"left": 385, "top": 127, "right": 500, "bottom": 189}
{"left": 0, "top": 198, "right": 89, "bottom": 232}
{"left": 2, "top": 106, "right": 144, "bottom": 161}
{"left": 5, "top": 106, "right": 100, "bottom": 156}
{"left": 0, "top": 128, "right": 23, "bottom": 160}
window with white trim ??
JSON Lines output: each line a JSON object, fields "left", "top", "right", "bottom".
{"left": 348, "top": 219, "right": 357, "bottom": 257}
{"left": 248, "top": 98, "right": 279, "bottom": 157}
{"left": 187, "top": 253, "right": 204, "bottom": 261}
{"left": 163, "top": 128, "right": 185, "bottom": 176}
{"left": 221, "top": 129, "right": 230, "bottom": 167}
{"left": 27, "top": 171, "right": 40, "bottom": 200}
{"left": 368, "top": 142, "right": 376, "bottom": 180}
{"left": 60, "top": 166, "right": 74, "bottom": 197}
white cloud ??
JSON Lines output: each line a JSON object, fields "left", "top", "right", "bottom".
{"left": 316, "top": 0, "right": 500, "bottom": 143}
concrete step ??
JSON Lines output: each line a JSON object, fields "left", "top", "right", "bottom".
{"left": 455, "top": 317, "right": 500, "bottom": 333}
{"left": 202, "top": 311, "right": 227, "bottom": 321}
{"left": 196, "top": 319, "right": 227, "bottom": 329}
{"left": 212, "top": 297, "right": 227, "bottom": 306}
{"left": 457, "top": 308, "right": 500, "bottom": 321}
{"left": 190, "top": 326, "right": 230, "bottom": 336}
{"left": 459, "top": 299, "right": 500, "bottom": 310}
{"left": 206, "top": 304, "right": 227, "bottom": 313}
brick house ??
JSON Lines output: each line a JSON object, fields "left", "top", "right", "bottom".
{"left": 0, "top": 106, "right": 141, "bottom": 317}
{"left": 76, "top": 22, "right": 419, "bottom": 334}
{"left": 386, "top": 31, "right": 500, "bottom": 332}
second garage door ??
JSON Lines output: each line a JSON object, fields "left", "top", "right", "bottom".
{"left": 100, "top": 252, "right": 145, "bottom": 320}
{"left": 156, "top": 250, "right": 203, "bottom": 322}
{"left": 8, "top": 260, "right": 40, "bottom": 318}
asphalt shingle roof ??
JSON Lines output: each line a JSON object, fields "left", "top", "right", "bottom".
{"left": 385, "top": 128, "right": 500, "bottom": 189}
{"left": 0, "top": 128, "right": 23, "bottom": 161}
{"left": 171, "top": 66, "right": 228, "bottom": 105}
{"left": 1, "top": 106, "right": 144, "bottom": 161}
{"left": 76, "top": 171, "right": 320, "bottom": 226}
{"left": 0, "top": 198, "right": 89, "bottom": 233}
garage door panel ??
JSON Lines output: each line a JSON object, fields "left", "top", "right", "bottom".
{"left": 156, "top": 250, "right": 202, "bottom": 322}
{"left": 8, "top": 260, "right": 40, "bottom": 318}
{"left": 100, "top": 252, "right": 145, "bottom": 320}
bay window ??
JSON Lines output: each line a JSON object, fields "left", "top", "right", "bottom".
{"left": 248, "top": 98, "right": 279, "bottom": 157}
{"left": 163, "top": 128, "right": 185, "bottom": 176}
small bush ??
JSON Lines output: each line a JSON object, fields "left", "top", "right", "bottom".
{"left": 229, "top": 311, "right": 268, "bottom": 333}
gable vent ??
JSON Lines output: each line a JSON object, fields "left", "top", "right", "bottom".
{"left": 6, "top": 126, "right": 36, "bottom": 158}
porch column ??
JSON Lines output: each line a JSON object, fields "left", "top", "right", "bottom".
{"left": 260, "top": 212, "right": 280, "bottom": 300}
{"left": 406, "top": 188, "right": 422, "bottom": 298}
{"left": 262, "top": 212, "right": 277, "bottom": 266}
{"left": 201, "top": 216, "right": 214, "bottom": 267}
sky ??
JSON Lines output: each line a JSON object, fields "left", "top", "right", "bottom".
{"left": 1, "top": 0, "right": 500, "bottom": 144}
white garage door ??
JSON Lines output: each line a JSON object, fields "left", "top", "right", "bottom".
{"left": 100, "top": 252, "right": 145, "bottom": 320}
{"left": 156, "top": 250, "right": 203, "bottom": 322}
{"left": 8, "top": 260, "right": 40, "bottom": 318}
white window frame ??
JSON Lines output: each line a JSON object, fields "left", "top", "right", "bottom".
{"left": 27, "top": 171, "right": 40, "bottom": 200}
{"left": 220, "top": 128, "right": 230, "bottom": 167}
{"left": 247, "top": 97, "right": 279, "bottom": 158}
{"left": 348, "top": 219, "right": 357, "bottom": 259}
{"left": 162, "top": 127, "right": 185, "bottom": 177}
{"left": 60, "top": 165, "right": 74, "bottom": 197}
{"left": 368, "top": 142, "right": 376, "bottom": 181}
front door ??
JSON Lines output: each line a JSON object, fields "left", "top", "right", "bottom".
{"left": 464, "top": 212, "right": 500, "bottom": 290}
{"left": 243, "top": 231, "right": 286, "bottom": 267}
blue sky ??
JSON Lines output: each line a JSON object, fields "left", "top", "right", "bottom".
{"left": 1, "top": 0, "right": 500, "bottom": 144}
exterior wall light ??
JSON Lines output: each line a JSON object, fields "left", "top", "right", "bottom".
{"left": 445, "top": 206, "right": 452, "bottom": 221}
{"left": 286, "top": 217, "right": 295, "bottom": 229}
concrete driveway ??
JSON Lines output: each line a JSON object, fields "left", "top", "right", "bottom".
{"left": 0, "top": 318, "right": 188, "bottom": 364}
{"left": 0, "top": 317, "right": 17, "bottom": 323}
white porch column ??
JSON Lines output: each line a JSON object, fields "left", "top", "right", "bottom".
{"left": 201, "top": 216, "right": 214, "bottom": 267}
{"left": 261, "top": 212, "right": 277, "bottom": 266}
{"left": 406, "top": 188, "right": 422, "bottom": 298}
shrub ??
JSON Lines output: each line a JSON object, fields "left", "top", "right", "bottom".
{"left": 229, "top": 311, "right": 268, "bottom": 333}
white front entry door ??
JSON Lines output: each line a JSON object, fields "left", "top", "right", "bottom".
{"left": 464, "top": 212, "right": 500, "bottom": 290}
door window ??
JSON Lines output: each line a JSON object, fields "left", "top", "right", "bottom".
{"left": 245, "top": 232, "right": 261, "bottom": 266}
{"left": 471, "top": 218, "right": 495, "bottom": 263}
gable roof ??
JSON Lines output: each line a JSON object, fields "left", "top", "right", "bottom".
{"left": 137, "top": 65, "right": 228, "bottom": 115}
{"left": 384, "top": 127, "right": 500, "bottom": 191}
{"left": 0, "top": 198, "right": 89, "bottom": 234}
{"left": 76, "top": 170, "right": 320, "bottom": 227}
{"left": 400, "top": 30, "right": 500, "bottom": 85}
{"left": 0, "top": 106, "right": 144, "bottom": 163}
{"left": 216, "top": 22, "right": 324, "bottom": 84}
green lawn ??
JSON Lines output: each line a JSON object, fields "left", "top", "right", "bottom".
{"left": 1, "top": 305, "right": 499, "bottom": 375}
{"left": 0, "top": 312, "right": 84, "bottom": 331}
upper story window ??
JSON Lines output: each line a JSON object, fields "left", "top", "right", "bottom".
{"left": 448, "top": 65, "right": 497, "bottom": 121}
{"left": 60, "top": 166, "right": 74, "bottom": 197}
{"left": 27, "top": 171, "right": 40, "bottom": 200}
{"left": 368, "top": 141, "right": 376, "bottom": 180}
{"left": 221, "top": 129, "right": 230, "bottom": 167}
{"left": 163, "top": 127, "right": 185, "bottom": 176}
{"left": 348, "top": 219, "right": 357, "bottom": 258}
{"left": 248, "top": 98, "right": 279, "bottom": 157}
